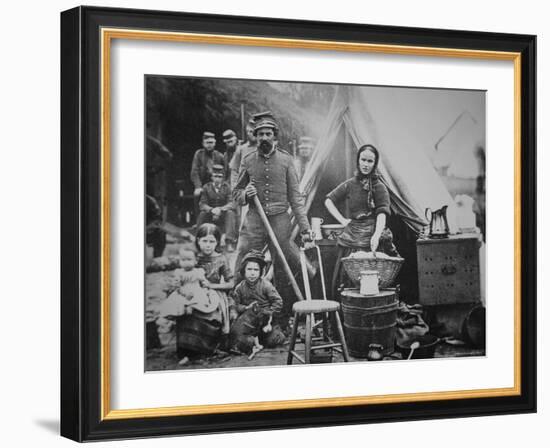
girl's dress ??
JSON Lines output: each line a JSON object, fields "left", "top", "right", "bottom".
{"left": 326, "top": 173, "right": 399, "bottom": 297}
{"left": 159, "top": 268, "right": 216, "bottom": 318}
{"left": 196, "top": 251, "right": 234, "bottom": 334}
{"left": 170, "top": 252, "right": 234, "bottom": 358}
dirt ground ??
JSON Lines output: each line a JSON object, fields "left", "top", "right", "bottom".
{"left": 146, "top": 331, "right": 485, "bottom": 371}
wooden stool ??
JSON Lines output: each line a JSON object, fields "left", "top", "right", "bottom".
{"left": 287, "top": 299, "right": 350, "bottom": 364}
{"left": 287, "top": 245, "right": 350, "bottom": 364}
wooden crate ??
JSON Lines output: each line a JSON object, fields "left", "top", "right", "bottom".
{"left": 416, "top": 234, "right": 481, "bottom": 305}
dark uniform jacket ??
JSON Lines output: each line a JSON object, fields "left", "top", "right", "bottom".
{"left": 233, "top": 146, "right": 310, "bottom": 232}
{"left": 190, "top": 148, "right": 224, "bottom": 189}
{"left": 199, "top": 181, "right": 234, "bottom": 213}
{"left": 223, "top": 148, "right": 237, "bottom": 182}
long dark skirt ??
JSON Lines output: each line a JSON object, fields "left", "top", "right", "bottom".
{"left": 331, "top": 218, "right": 399, "bottom": 300}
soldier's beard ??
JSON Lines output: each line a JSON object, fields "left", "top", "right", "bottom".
{"left": 259, "top": 140, "right": 273, "bottom": 154}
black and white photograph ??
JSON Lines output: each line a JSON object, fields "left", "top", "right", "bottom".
{"left": 53, "top": 3, "right": 540, "bottom": 443}
{"left": 144, "top": 76, "right": 486, "bottom": 371}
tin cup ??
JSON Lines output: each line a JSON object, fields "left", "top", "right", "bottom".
{"left": 360, "top": 270, "right": 379, "bottom": 295}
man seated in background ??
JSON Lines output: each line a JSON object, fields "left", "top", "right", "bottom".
{"left": 190, "top": 131, "right": 224, "bottom": 222}
{"left": 197, "top": 164, "right": 237, "bottom": 252}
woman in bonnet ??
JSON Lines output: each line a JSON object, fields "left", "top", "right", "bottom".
{"left": 324, "top": 144, "right": 399, "bottom": 296}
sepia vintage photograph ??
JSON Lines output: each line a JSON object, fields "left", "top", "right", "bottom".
{"left": 144, "top": 76, "right": 486, "bottom": 371}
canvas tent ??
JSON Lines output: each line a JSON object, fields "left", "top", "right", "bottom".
{"left": 285, "top": 85, "right": 471, "bottom": 302}
{"left": 434, "top": 110, "right": 484, "bottom": 179}
{"left": 297, "top": 85, "right": 460, "bottom": 235}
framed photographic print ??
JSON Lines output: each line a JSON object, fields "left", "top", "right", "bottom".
{"left": 60, "top": 6, "right": 536, "bottom": 442}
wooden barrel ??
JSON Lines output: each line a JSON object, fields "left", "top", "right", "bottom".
{"left": 341, "top": 289, "right": 398, "bottom": 357}
{"left": 176, "top": 315, "right": 221, "bottom": 357}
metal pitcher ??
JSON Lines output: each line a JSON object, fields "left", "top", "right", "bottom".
{"left": 310, "top": 217, "right": 324, "bottom": 241}
{"left": 425, "top": 205, "right": 450, "bottom": 238}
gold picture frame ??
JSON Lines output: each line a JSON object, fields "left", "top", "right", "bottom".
{"left": 61, "top": 6, "right": 536, "bottom": 441}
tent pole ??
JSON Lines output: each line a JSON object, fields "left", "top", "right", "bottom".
{"left": 344, "top": 128, "right": 352, "bottom": 217}
{"left": 240, "top": 104, "right": 245, "bottom": 142}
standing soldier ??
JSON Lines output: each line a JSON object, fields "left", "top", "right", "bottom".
{"left": 229, "top": 118, "right": 258, "bottom": 188}
{"left": 190, "top": 131, "right": 224, "bottom": 223}
{"left": 229, "top": 118, "right": 258, "bottom": 243}
{"left": 222, "top": 129, "right": 239, "bottom": 182}
{"left": 233, "top": 112, "right": 313, "bottom": 314}
{"left": 294, "top": 136, "right": 315, "bottom": 181}
{"left": 222, "top": 129, "right": 240, "bottom": 245}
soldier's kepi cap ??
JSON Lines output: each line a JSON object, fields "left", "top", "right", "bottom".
{"left": 211, "top": 164, "right": 225, "bottom": 175}
{"left": 298, "top": 136, "right": 315, "bottom": 148}
{"left": 222, "top": 129, "right": 236, "bottom": 139}
{"left": 240, "top": 249, "right": 266, "bottom": 273}
{"left": 202, "top": 131, "right": 216, "bottom": 140}
{"left": 252, "top": 111, "right": 278, "bottom": 133}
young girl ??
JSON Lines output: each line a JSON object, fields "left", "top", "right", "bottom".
{"left": 162, "top": 225, "right": 234, "bottom": 365}
{"left": 194, "top": 223, "right": 234, "bottom": 334}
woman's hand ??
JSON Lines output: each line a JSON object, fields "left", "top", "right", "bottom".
{"left": 325, "top": 198, "right": 350, "bottom": 228}
{"left": 371, "top": 213, "right": 386, "bottom": 254}
{"left": 370, "top": 232, "right": 381, "bottom": 253}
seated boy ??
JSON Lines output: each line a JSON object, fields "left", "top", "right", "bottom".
{"left": 229, "top": 250, "right": 286, "bottom": 353}
{"left": 196, "top": 164, "right": 237, "bottom": 251}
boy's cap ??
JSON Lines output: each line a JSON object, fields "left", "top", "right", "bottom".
{"left": 212, "top": 164, "right": 225, "bottom": 175}
{"left": 298, "top": 136, "right": 315, "bottom": 148}
{"left": 202, "top": 131, "right": 216, "bottom": 139}
{"left": 240, "top": 250, "right": 266, "bottom": 271}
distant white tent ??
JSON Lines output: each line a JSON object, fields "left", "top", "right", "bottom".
{"left": 298, "top": 85, "right": 458, "bottom": 234}
{"left": 433, "top": 110, "right": 484, "bottom": 179}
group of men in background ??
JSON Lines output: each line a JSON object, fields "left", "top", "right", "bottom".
{"left": 189, "top": 119, "right": 257, "bottom": 253}
{"left": 189, "top": 112, "right": 316, "bottom": 255}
